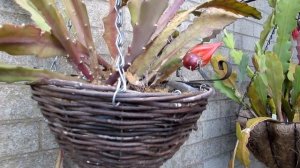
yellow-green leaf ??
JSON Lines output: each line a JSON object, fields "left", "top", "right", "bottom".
{"left": 291, "top": 66, "right": 300, "bottom": 105}
{"left": 200, "top": 0, "right": 262, "bottom": 19}
{"left": 0, "top": 63, "right": 80, "bottom": 83}
{"left": 15, "top": 0, "right": 51, "bottom": 32}
{"left": 0, "top": 24, "right": 65, "bottom": 57}
{"left": 248, "top": 76, "right": 268, "bottom": 117}
{"left": 288, "top": 63, "right": 297, "bottom": 81}
{"left": 236, "top": 122, "right": 242, "bottom": 140}
{"left": 265, "top": 52, "right": 284, "bottom": 119}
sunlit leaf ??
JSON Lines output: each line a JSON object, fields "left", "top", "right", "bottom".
{"left": 14, "top": 0, "right": 51, "bottom": 32}
{"left": 265, "top": 52, "right": 284, "bottom": 119}
{"left": 214, "top": 79, "right": 241, "bottom": 103}
{"left": 232, "top": 117, "right": 273, "bottom": 168}
{"left": 200, "top": 0, "right": 262, "bottom": 19}
{"left": 287, "top": 63, "right": 297, "bottom": 81}
{"left": 0, "top": 63, "right": 80, "bottom": 83}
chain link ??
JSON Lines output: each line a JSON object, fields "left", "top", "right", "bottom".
{"left": 264, "top": 26, "right": 276, "bottom": 53}
{"left": 112, "top": 0, "right": 126, "bottom": 106}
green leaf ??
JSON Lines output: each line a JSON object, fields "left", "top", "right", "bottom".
{"left": 238, "top": 54, "right": 249, "bottom": 83}
{"left": 259, "top": 10, "right": 275, "bottom": 48}
{"left": 0, "top": 63, "right": 80, "bottom": 83}
{"left": 246, "top": 66, "right": 254, "bottom": 78}
{"left": 265, "top": 52, "right": 284, "bottom": 120}
{"left": 151, "top": 58, "right": 182, "bottom": 85}
{"left": 273, "top": 0, "right": 300, "bottom": 72}
{"left": 287, "top": 63, "right": 297, "bottom": 81}
{"left": 291, "top": 66, "right": 300, "bottom": 105}
{"left": 253, "top": 74, "right": 268, "bottom": 106}
{"left": 282, "top": 97, "right": 294, "bottom": 122}
{"left": 0, "top": 24, "right": 65, "bottom": 57}
{"left": 246, "top": 117, "right": 272, "bottom": 129}
{"left": 14, "top": 0, "right": 51, "bottom": 32}
{"left": 200, "top": 0, "right": 262, "bottom": 19}
{"left": 247, "top": 76, "right": 268, "bottom": 117}
{"left": 233, "top": 117, "right": 273, "bottom": 168}
{"left": 223, "top": 30, "right": 235, "bottom": 49}
{"left": 214, "top": 79, "right": 241, "bottom": 103}
{"left": 236, "top": 131, "right": 251, "bottom": 168}
{"left": 223, "top": 30, "right": 243, "bottom": 65}
{"left": 236, "top": 122, "right": 242, "bottom": 140}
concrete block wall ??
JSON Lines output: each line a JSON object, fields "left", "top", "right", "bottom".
{"left": 0, "top": 0, "right": 272, "bottom": 167}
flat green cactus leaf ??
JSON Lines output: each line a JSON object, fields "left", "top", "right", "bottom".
{"left": 14, "top": 0, "right": 51, "bottom": 32}
{"left": 291, "top": 66, "right": 300, "bottom": 106}
{"left": 0, "top": 24, "right": 65, "bottom": 57}
{"left": 258, "top": 10, "right": 275, "bottom": 48}
{"left": 273, "top": 0, "right": 300, "bottom": 72}
{"left": 238, "top": 54, "right": 249, "bottom": 83}
{"left": 214, "top": 79, "right": 241, "bottom": 103}
{"left": 200, "top": 0, "right": 262, "bottom": 19}
{"left": 248, "top": 75, "right": 268, "bottom": 117}
{"left": 0, "top": 63, "right": 80, "bottom": 83}
{"left": 232, "top": 117, "right": 273, "bottom": 168}
{"left": 265, "top": 52, "right": 284, "bottom": 119}
{"left": 151, "top": 58, "right": 182, "bottom": 85}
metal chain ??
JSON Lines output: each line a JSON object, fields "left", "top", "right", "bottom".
{"left": 264, "top": 26, "right": 276, "bottom": 53}
{"left": 112, "top": 0, "right": 126, "bottom": 106}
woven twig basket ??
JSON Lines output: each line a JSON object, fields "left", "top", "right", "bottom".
{"left": 30, "top": 79, "right": 213, "bottom": 168}
{"left": 238, "top": 110, "right": 300, "bottom": 168}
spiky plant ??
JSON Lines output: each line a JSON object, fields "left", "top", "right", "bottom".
{"left": 0, "top": 0, "right": 261, "bottom": 91}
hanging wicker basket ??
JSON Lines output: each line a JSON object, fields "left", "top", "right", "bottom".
{"left": 238, "top": 110, "right": 300, "bottom": 168}
{"left": 30, "top": 79, "right": 213, "bottom": 168}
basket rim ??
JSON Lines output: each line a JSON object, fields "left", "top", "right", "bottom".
{"left": 31, "top": 79, "right": 214, "bottom": 100}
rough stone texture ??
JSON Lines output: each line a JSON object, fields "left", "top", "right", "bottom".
{"left": 0, "top": 0, "right": 269, "bottom": 167}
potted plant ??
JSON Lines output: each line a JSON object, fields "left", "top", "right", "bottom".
{"left": 0, "top": 0, "right": 261, "bottom": 167}
{"left": 210, "top": 0, "right": 300, "bottom": 167}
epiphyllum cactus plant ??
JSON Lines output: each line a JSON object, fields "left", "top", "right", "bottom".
{"left": 208, "top": 0, "right": 300, "bottom": 167}
{"left": 0, "top": 0, "right": 261, "bottom": 90}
